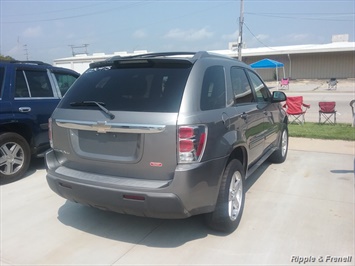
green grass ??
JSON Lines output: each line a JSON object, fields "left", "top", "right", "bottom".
{"left": 288, "top": 122, "right": 355, "bottom": 141}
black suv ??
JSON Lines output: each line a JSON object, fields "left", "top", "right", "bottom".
{"left": 46, "top": 52, "right": 288, "bottom": 232}
{"left": 0, "top": 61, "right": 79, "bottom": 183}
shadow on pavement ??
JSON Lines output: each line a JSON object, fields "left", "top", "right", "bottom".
{"left": 245, "top": 161, "right": 271, "bottom": 192}
{"left": 55, "top": 161, "right": 271, "bottom": 247}
{"left": 330, "top": 169, "right": 354, "bottom": 174}
{"left": 57, "top": 201, "right": 212, "bottom": 247}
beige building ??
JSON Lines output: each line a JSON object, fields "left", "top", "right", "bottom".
{"left": 54, "top": 42, "right": 355, "bottom": 81}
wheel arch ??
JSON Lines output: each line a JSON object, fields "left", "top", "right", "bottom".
{"left": 0, "top": 122, "right": 32, "bottom": 146}
{"left": 283, "top": 115, "right": 288, "bottom": 125}
{"left": 227, "top": 145, "right": 248, "bottom": 176}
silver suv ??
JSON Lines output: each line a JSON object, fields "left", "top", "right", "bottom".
{"left": 46, "top": 52, "right": 288, "bottom": 232}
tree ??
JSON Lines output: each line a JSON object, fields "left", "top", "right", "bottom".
{"left": 0, "top": 54, "right": 15, "bottom": 61}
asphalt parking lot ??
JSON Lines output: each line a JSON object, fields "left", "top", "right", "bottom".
{"left": 0, "top": 138, "right": 354, "bottom": 266}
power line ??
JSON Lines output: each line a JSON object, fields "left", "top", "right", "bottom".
{"left": 2, "top": 3, "right": 103, "bottom": 17}
{"left": 243, "top": 23, "right": 277, "bottom": 51}
{"left": 245, "top": 12, "right": 354, "bottom": 22}
{"left": 2, "top": 2, "right": 151, "bottom": 24}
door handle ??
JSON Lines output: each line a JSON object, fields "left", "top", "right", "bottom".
{"left": 19, "top": 107, "right": 31, "bottom": 112}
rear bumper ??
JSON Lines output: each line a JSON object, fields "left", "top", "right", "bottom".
{"left": 45, "top": 149, "right": 227, "bottom": 219}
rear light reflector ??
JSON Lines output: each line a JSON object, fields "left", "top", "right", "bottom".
{"left": 123, "top": 195, "right": 145, "bottom": 201}
{"left": 178, "top": 125, "right": 207, "bottom": 163}
{"left": 196, "top": 132, "right": 206, "bottom": 157}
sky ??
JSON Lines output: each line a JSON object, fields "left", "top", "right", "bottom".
{"left": 1, "top": 0, "right": 354, "bottom": 64}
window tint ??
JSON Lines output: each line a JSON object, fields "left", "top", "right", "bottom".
{"left": 231, "top": 67, "right": 254, "bottom": 104}
{"left": 0, "top": 67, "right": 5, "bottom": 98}
{"left": 53, "top": 72, "right": 78, "bottom": 96}
{"left": 15, "top": 70, "right": 53, "bottom": 98}
{"left": 200, "top": 66, "right": 226, "bottom": 110}
{"left": 15, "top": 70, "right": 29, "bottom": 97}
{"left": 247, "top": 70, "right": 270, "bottom": 102}
{"left": 59, "top": 65, "right": 191, "bottom": 112}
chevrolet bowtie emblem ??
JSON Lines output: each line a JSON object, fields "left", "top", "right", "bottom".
{"left": 92, "top": 121, "right": 111, "bottom": 133}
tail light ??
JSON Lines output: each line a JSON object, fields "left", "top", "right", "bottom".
{"left": 178, "top": 125, "right": 207, "bottom": 163}
{"left": 48, "top": 118, "right": 53, "bottom": 148}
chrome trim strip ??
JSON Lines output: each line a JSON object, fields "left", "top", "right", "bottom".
{"left": 56, "top": 119, "right": 166, "bottom": 133}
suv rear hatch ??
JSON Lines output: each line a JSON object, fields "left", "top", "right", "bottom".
{"left": 50, "top": 58, "right": 193, "bottom": 182}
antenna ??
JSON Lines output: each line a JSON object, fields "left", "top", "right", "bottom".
{"left": 24, "top": 44, "right": 29, "bottom": 60}
{"left": 68, "top": 44, "right": 89, "bottom": 56}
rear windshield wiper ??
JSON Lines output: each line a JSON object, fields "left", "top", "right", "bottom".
{"left": 70, "top": 101, "right": 115, "bottom": 120}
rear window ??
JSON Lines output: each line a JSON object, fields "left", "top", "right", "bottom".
{"left": 59, "top": 64, "right": 191, "bottom": 112}
{"left": 52, "top": 71, "right": 79, "bottom": 97}
{"left": 200, "top": 65, "right": 226, "bottom": 110}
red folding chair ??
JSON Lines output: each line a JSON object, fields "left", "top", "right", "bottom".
{"left": 319, "top": 101, "right": 336, "bottom": 124}
{"left": 280, "top": 78, "right": 289, "bottom": 90}
{"left": 283, "top": 96, "right": 310, "bottom": 125}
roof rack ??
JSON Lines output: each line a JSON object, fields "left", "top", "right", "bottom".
{"left": 103, "top": 52, "right": 196, "bottom": 62}
{"left": 6, "top": 60, "right": 51, "bottom": 66}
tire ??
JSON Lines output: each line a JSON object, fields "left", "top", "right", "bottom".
{"left": 205, "top": 159, "right": 245, "bottom": 233}
{"left": 0, "top": 132, "right": 31, "bottom": 183}
{"left": 268, "top": 125, "right": 288, "bottom": 164}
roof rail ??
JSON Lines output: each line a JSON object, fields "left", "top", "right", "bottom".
{"left": 108, "top": 51, "right": 227, "bottom": 61}
{"left": 128, "top": 51, "right": 230, "bottom": 61}
{"left": 134, "top": 52, "right": 196, "bottom": 58}
{"left": 89, "top": 51, "right": 231, "bottom": 69}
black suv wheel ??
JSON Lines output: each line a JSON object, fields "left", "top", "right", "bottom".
{"left": 0, "top": 132, "right": 31, "bottom": 183}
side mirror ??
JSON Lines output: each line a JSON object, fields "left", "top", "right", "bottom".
{"left": 271, "top": 91, "right": 287, "bottom": 103}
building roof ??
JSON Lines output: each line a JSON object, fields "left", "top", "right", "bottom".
{"left": 214, "top": 42, "right": 355, "bottom": 57}
{"left": 53, "top": 42, "right": 355, "bottom": 64}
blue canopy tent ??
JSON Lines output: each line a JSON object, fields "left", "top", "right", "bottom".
{"left": 250, "top": 58, "right": 286, "bottom": 86}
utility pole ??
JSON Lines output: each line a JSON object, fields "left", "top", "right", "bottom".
{"left": 238, "top": 0, "right": 244, "bottom": 61}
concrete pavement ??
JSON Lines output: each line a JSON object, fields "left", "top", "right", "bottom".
{"left": 266, "top": 78, "right": 355, "bottom": 93}
{"left": 289, "top": 137, "right": 354, "bottom": 155}
{"left": 0, "top": 138, "right": 354, "bottom": 266}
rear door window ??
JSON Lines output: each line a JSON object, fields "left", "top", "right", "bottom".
{"left": 15, "top": 69, "right": 54, "bottom": 98}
